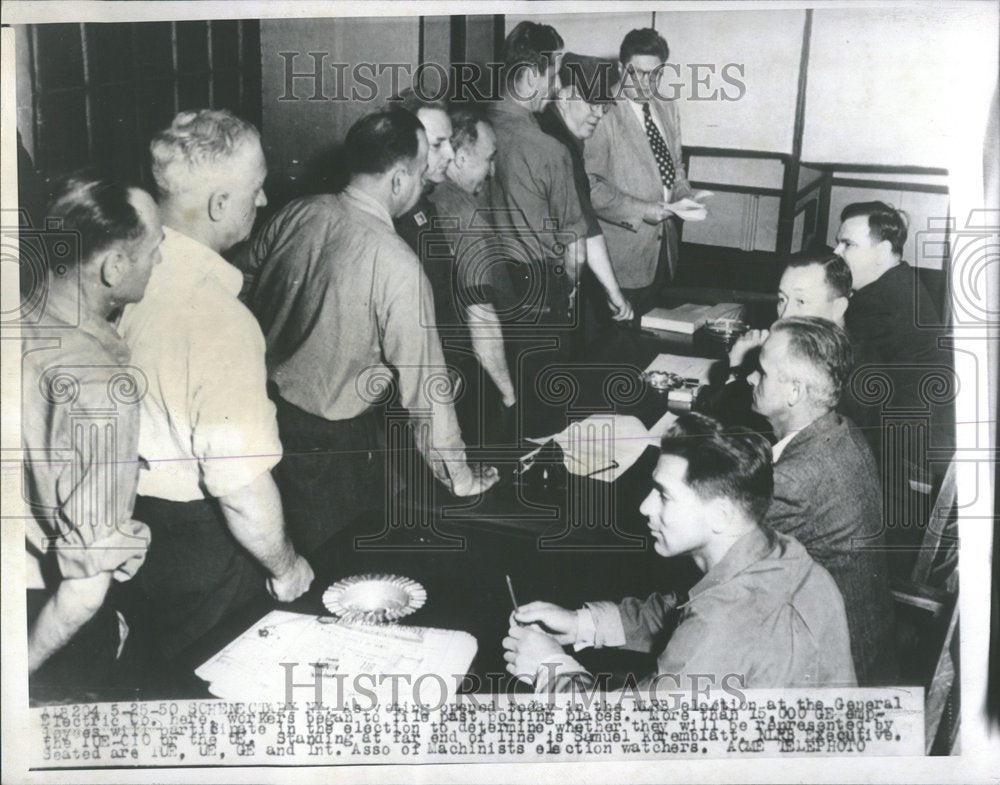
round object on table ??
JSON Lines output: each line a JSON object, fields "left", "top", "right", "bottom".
{"left": 703, "top": 318, "right": 750, "bottom": 344}
{"left": 641, "top": 370, "right": 682, "bottom": 392}
{"left": 322, "top": 574, "right": 427, "bottom": 624}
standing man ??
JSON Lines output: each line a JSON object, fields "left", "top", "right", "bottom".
{"left": 586, "top": 28, "right": 710, "bottom": 314}
{"left": 487, "top": 21, "right": 589, "bottom": 436}
{"left": 538, "top": 52, "right": 634, "bottom": 347}
{"left": 749, "top": 317, "right": 899, "bottom": 685}
{"left": 23, "top": 174, "right": 161, "bottom": 696}
{"left": 119, "top": 110, "right": 313, "bottom": 661}
{"left": 429, "top": 106, "right": 519, "bottom": 434}
{"left": 504, "top": 413, "right": 855, "bottom": 692}
{"left": 250, "top": 109, "right": 499, "bottom": 554}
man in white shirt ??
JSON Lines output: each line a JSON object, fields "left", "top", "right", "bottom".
{"left": 118, "top": 109, "right": 313, "bottom": 660}
{"left": 584, "top": 28, "right": 710, "bottom": 313}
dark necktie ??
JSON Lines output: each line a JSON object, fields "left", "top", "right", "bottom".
{"left": 642, "top": 102, "right": 676, "bottom": 190}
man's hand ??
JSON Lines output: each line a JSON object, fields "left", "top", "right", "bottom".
{"left": 667, "top": 197, "right": 708, "bottom": 222}
{"left": 502, "top": 622, "right": 567, "bottom": 684}
{"left": 642, "top": 201, "right": 672, "bottom": 224}
{"left": 111, "top": 519, "right": 151, "bottom": 582}
{"left": 451, "top": 464, "right": 501, "bottom": 497}
{"left": 513, "top": 601, "right": 578, "bottom": 645}
{"left": 728, "top": 328, "right": 769, "bottom": 368}
{"left": 692, "top": 189, "right": 715, "bottom": 203}
{"left": 608, "top": 292, "right": 635, "bottom": 322}
{"left": 267, "top": 554, "right": 314, "bottom": 602}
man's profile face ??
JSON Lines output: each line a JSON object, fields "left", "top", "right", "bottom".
{"left": 834, "top": 215, "right": 883, "bottom": 290}
{"left": 117, "top": 188, "right": 164, "bottom": 305}
{"left": 219, "top": 138, "right": 268, "bottom": 250}
{"left": 449, "top": 122, "right": 497, "bottom": 195}
{"left": 417, "top": 108, "right": 454, "bottom": 185}
{"left": 640, "top": 454, "right": 713, "bottom": 559}
{"left": 559, "top": 86, "right": 607, "bottom": 140}
{"left": 620, "top": 54, "right": 664, "bottom": 103}
{"left": 777, "top": 264, "right": 847, "bottom": 324}
{"left": 749, "top": 331, "right": 791, "bottom": 421}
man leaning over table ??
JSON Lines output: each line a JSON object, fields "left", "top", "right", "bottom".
{"left": 585, "top": 28, "right": 711, "bottom": 315}
{"left": 503, "top": 412, "right": 856, "bottom": 692}
{"left": 749, "top": 317, "right": 899, "bottom": 686}
{"left": 118, "top": 109, "right": 314, "bottom": 661}
{"left": 249, "top": 108, "right": 500, "bottom": 555}
{"left": 23, "top": 174, "right": 161, "bottom": 699}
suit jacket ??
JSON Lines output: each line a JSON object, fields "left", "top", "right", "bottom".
{"left": 584, "top": 97, "right": 693, "bottom": 288}
{"left": 765, "top": 411, "right": 900, "bottom": 686}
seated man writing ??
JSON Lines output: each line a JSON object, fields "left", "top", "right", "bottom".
{"left": 503, "top": 412, "right": 856, "bottom": 692}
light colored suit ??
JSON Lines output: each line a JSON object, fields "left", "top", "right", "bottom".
{"left": 584, "top": 97, "right": 693, "bottom": 288}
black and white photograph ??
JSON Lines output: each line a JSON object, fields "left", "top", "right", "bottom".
{"left": 1, "top": 1, "right": 997, "bottom": 782}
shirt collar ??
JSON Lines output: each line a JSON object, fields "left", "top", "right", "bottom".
{"left": 154, "top": 225, "right": 243, "bottom": 297}
{"left": 343, "top": 185, "right": 394, "bottom": 228}
{"left": 770, "top": 430, "right": 798, "bottom": 462}
{"left": 686, "top": 527, "right": 775, "bottom": 603}
{"left": 42, "top": 285, "right": 130, "bottom": 363}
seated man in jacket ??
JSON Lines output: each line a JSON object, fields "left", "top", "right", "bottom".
{"left": 750, "top": 317, "right": 899, "bottom": 685}
{"left": 503, "top": 412, "right": 856, "bottom": 693}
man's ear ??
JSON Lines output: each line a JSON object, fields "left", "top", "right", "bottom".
{"left": 389, "top": 165, "right": 406, "bottom": 196}
{"left": 787, "top": 377, "right": 804, "bottom": 408}
{"left": 831, "top": 295, "right": 849, "bottom": 324}
{"left": 208, "top": 189, "right": 229, "bottom": 223}
{"left": 709, "top": 497, "right": 737, "bottom": 534}
{"left": 98, "top": 246, "right": 127, "bottom": 289}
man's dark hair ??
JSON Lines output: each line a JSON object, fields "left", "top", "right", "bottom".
{"left": 449, "top": 105, "right": 490, "bottom": 151}
{"left": 770, "top": 316, "right": 854, "bottom": 409}
{"left": 660, "top": 412, "right": 773, "bottom": 522}
{"left": 620, "top": 27, "right": 670, "bottom": 64}
{"left": 500, "top": 21, "right": 564, "bottom": 92}
{"left": 840, "top": 200, "right": 908, "bottom": 257}
{"left": 393, "top": 86, "right": 448, "bottom": 117}
{"left": 784, "top": 253, "right": 853, "bottom": 299}
{"left": 345, "top": 108, "right": 425, "bottom": 177}
{"left": 45, "top": 171, "right": 145, "bottom": 269}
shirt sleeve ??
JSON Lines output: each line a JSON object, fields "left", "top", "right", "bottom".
{"left": 375, "top": 244, "right": 472, "bottom": 489}
{"left": 505, "top": 145, "right": 590, "bottom": 254}
{"left": 188, "top": 300, "right": 283, "bottom": 499}
{"left": 40, "top": 371, "right": 149, "bottom": 580}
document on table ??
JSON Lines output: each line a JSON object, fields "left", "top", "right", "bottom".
{"left": 644, "top": 353, "right": 719, "bottom": 385}
{"left": 526, "top": 413, "right": 674, "bottom": 482}
{"left": 196, "top": 611, "right": 477, "bottom": 702}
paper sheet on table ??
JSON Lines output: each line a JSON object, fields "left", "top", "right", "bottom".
{"left": 526, "top": 414, "right": 673, "bottom": 482}
{"left": 195, "top": 610, "right": 477, "bottom": 703}
{"left": 644, "top": 353, "right": 717, "bottom": 385}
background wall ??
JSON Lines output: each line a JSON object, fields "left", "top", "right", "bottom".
{"left": 260, "top": 16, "right": 420, "bottom": 197}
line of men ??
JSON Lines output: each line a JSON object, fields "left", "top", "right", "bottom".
{"left": 22, "top": 19, "right": 948, "bottom": 697}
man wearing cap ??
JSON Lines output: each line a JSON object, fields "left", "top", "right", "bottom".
{"left": 538, "top": 53, "right": 633, "bottom": 348}
{"left": 585, "top": 28, "right": 710, "bottom": 313}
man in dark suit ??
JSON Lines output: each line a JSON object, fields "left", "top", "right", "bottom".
{"left": 835, "top": 201, "right": 954, "bottom": 480}
{"left": 585, "top": 28, "right": 710, "bottom": 313}
{"left": 749, "top": 317, "right": 899, "bottom": 685}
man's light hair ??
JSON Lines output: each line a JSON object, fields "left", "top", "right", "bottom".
{"left": 150, "top": 109, "right": 260, "bottom": 198}
{"left": 770, "top": 316, "right": 853, "bottom": 410}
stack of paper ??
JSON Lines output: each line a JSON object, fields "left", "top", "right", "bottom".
{"left": 196, "top": 611, "right": 477, "bottom": 703}
{"left": 641, "top": 302, "right": 744, "bottom": 334}
{"left": 526, "top": 412, "right": 677, "bottom": 482}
